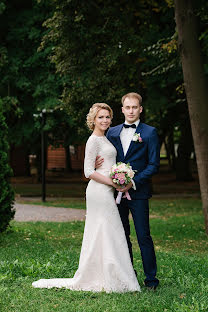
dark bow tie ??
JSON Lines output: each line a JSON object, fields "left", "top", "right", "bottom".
{"left": 123, "top": 123, "right": 136, "bottom": 128}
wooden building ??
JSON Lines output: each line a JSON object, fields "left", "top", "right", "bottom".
{"left": 10, "top": 144, "right": 85, "bottom": 176}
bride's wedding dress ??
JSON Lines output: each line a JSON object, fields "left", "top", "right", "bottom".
{"left": 32, "top": 135, "right": 140, "bottom": 292}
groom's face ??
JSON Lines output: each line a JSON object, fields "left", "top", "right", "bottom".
{"left": 122, "top": 97, "right": 143, "bottom": 124}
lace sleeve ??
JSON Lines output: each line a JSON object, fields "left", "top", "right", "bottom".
{"left": 84, "top": 136, "right": 99, "bottom": 178}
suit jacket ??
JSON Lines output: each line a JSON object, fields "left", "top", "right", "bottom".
{"left": 106, "top": 122, "right": 160, "bottom": 199}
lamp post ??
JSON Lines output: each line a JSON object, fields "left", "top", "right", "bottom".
{"left": 33, "top": 106, "right": 60, "bottom": 202}
{"left": 33, "top": 108, "right": 48, "bottom": 202}
{"left": 41, "top": 109, "right": 47, "bottom": 202}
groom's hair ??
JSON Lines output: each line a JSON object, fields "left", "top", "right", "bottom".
{"left": 121, "top": 92, "right": 142, "bottom": 106}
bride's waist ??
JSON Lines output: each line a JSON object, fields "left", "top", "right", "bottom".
{"left": 96, "top": 168, "right": 110, "bottom": 177}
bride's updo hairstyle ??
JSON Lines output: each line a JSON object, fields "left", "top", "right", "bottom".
{"left": 86, "top": 103, "right": 113, "bottom": 131}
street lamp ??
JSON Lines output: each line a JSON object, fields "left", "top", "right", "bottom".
{"left": 33, "top": 108, "right": 53, "bottom": 202}
{"left": 41, "top": 109, "right": 46, "bottom": 202}
{"left": 33, "top": 106, "right": 62, "bottom": 202}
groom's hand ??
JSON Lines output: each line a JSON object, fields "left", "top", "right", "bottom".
{"left": 95, "top": 155, "right": 104, "bottom": 169}
{"left": 117, "top": 182, "right": 133, "bottom": 192}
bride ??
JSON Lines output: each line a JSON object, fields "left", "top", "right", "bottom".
{"left": 32, "top": 103, "right": 140, "bottom": 293}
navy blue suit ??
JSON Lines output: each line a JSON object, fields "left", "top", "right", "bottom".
{"left": 106, "top": 122, "right": 160, "bottom": 287}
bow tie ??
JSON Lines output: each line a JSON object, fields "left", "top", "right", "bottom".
{"left": 123, "top": 123, "right": 136, "bottom": 128}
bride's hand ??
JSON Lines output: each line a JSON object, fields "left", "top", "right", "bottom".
{"left": 111, "top": 182, "right": 126, "bottom": 189}
{"left": 111, "top": 181, "right": 120, "bottom": 188}
{"left": 116, "top": 182, "right": 133, "bottom": 192}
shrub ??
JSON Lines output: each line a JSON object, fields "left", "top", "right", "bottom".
{"left": 0, "top": 109, "right": 15, "bottom": 232}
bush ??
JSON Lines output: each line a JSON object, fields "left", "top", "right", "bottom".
{"left": 0, "top": 109, "right": 15, "bottom": 232}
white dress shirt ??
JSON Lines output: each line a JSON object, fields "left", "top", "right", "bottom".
{"left": 120, "top": 119, "right": 140, "bottom": 156}
{"left": 120, "top": 119, "right": 140, "bottom": 190}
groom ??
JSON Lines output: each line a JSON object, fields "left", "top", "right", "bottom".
{"left": 97, "top": 92, "right": 160, "bottom": 289}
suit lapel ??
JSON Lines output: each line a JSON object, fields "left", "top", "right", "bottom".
{"left": 113, "top": 124, "right": 124, "bottom": 160}
{"left": 124, "top": 122, "right": 143, "bottom": 160}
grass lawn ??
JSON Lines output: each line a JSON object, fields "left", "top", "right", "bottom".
{"left": 0, "top": 199, "right": 208, "bottom": 312}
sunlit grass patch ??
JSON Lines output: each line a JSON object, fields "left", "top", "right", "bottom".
{"left": 0, "top": 199, "right": 208, "bottom": 312}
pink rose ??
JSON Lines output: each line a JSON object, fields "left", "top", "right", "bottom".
{"left": 116, "top": 173, "right": 126, "bottom": 180}
{"left": 119, "top": 179, "right": 125, "bottom": 185}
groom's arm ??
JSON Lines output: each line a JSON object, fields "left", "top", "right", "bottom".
{"left": 133, "top": 128, "right": 160, "bottom": 188}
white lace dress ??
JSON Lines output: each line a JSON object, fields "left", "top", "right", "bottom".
{"left": 32, "top": 135, "right": 140, "bottom": 293}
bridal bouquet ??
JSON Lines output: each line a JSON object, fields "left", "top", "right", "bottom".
{"left": 109, "top": 162, "right": 136, "bottom": 204}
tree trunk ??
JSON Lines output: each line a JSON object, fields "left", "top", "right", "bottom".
{"left": 166, "top": 132, "right": 176, "bottom": 170}
{"left": 174, "top": 0, "right": 208, "bottom": 234}
{"left": 176, "top": 115, "right": 193, "bottom": 181}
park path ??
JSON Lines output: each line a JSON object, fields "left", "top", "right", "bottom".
{"left": 14, "top": 203, "right": 86, "bottom": 222}
{"left": 14, "top": 192, "right": 200, "bottom": 222}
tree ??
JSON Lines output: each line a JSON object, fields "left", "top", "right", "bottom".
{"left": 41, "top": 0, "right": 173, "bottom": 139}
{"left": 141, "top": 26, "right": 196, "bottom": 179}
{"left": 0, "top": 0, "right": 75, "bottom": 173}
{"left": 0, "top": 0, "right": 14, "bottom": 233}
{"left": 174, "top": 0, "right": 208, "bottom": 234}
{"left": 0, "top": 107, "right": 15, "bottom": 232}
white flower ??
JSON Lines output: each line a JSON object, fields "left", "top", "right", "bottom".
{"left": 112, "top": 164, "right": 117, "bottom": 170}
{"left": 117, "top": 163, "right": 127, "bottom": 171}
{"left": 132, "top": 133, "right": 143, "bottom": 143}
{"left": 126, "top": 167, "right": 134, "bottom": 178}
{"left": 132, "top": 133, "right": 139, "bottom": 141}
{"left": 128, "top": 170, "right": 135, "bottom": 178}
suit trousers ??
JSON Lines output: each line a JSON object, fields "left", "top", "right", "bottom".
{"left": 118, "top": 198, "right": 159, "bottom": 286}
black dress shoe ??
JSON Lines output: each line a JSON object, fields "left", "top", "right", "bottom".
{"left": 145, "top": 284, "right": 158, "bottom": 291}
{"left": 144, "top": 278, "right": 159, "bottom": 291}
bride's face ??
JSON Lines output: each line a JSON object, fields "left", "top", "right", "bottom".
{"left": 94, "top": 109, "right": 111, "bottom": 132}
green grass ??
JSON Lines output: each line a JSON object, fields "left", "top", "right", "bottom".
{"left": 0, "top": 199, "right": 208, "bottom": 312}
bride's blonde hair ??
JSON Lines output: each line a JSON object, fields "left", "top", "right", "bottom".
{"left": 86, "top": 103, "right": 113, "bottom": 131}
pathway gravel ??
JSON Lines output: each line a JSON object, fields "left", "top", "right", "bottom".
{"left": 14, "top": 192, "right": 200, "bottom": 223}
{"left": 14, "top": 203, "right": 86, "bottom": 222}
